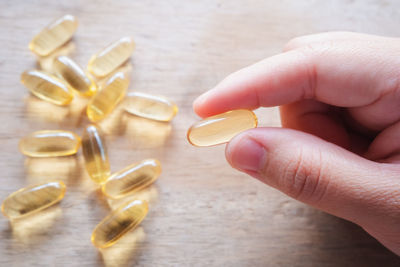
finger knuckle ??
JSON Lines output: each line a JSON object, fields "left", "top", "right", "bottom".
{"left": 280, "top": 148, "right": 329, "bottom": 203}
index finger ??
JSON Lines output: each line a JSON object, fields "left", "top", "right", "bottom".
{"left": 193, "top": 40, "right": 393, "bottom": 118}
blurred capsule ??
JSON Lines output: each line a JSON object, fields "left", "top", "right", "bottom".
{"left": 19, "top": 130, "right": 81, "bottom": 157}
{"left": 87, "top": 72, "right": 128, "bottom": 122}
{"left": 21, "top": 70, "right": 74, "bottom": 105}
{"left": 1, "top": 181, "right": 66, "bottom": 219}
{"left": 102, "top": 159, "right": 161, "bottom": 199}
{"left": 29, "top": 14, "right": 78, "bottom": 56}
{"left": 124, "top": 92, "right": 178, "bottom": 122}
{"left": 82, "top": 125, "right": 110, "bottom": 184}
{"left": 91, "top": 199, "right": 148, "bottom": 248}
{"left": 53, "top": 56, "right": 96, "bottom": 96}
{"left": 88, "top": 37, "right": 135, "bottom": 77}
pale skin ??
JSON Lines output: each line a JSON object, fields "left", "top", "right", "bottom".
{"left": 193, "top": 32, "right": 400, "bottom": 255}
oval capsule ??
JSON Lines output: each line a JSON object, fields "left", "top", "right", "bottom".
{"left": 82, "top": 125, "right": 110, "bottom": 184}
{"left": 91, "top": 199, "right": 148, "bottom": 248}
{"left": 21, "top": 70, "right": 74, "bottom": 105}
{"left": 19, "top": 130, "right": 81, "bottom": 157}
{"left": 87, "top": 72, "right": 128, "bottom": 122}
{"left": 53, "top": 56, "right": 96, "bottom": 96}
{"left": 124, "top": 92, "right": 178, "bottom": 122}
{"left": 88, "top": 37, "right": 135, "bottom": 77}
{"left": 1, "top": 181, "right": 66, "bottom": 220}
{"left": 187, "top": 109, "right": 258, "bottom": 146}
{"left": 102, "top": 159, "right": 161, "bottom": 199}
{"left": 29, "top": 14, "right": 78, "bottom": 56}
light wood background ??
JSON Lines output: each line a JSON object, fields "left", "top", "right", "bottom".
{"left": 1, "top": 1, "right": 400, "bottom": 266}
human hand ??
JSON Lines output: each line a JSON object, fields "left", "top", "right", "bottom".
{"left": 193, "top": 32, "right": 400, "bottom": 255}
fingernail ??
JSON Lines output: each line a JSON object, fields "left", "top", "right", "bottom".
{"left": 228, "top": 136, "right": 266, "bottom": 172}
{"left": 193, "top": 92, "right": 208, "bottom": 109}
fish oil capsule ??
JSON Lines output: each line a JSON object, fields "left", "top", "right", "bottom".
{"left": 86, "top": 72, "right": 128, "bottom": 122}
{"left": 91, "top": 199, "right": 148, "bottom": 248}
{"left": 37, "top": 42, "right": 76, "bottom": 72}
{"left": 187, "top": 109, "right": 258, "bottom": 146}
{"left": 53, "top": 56, "right": 97, "bottom": 96}
{"left": 82, "top": 125, "right": 110, "bottom": 183}
{"left": 102, "top": 159, "right": 161, "bottom": 199}
{"left": 124, "top": 92, "right": 178, "bottom": 122}
{"left": 21, "top": 70, "right": 74, "bottom": 105}
{"left": 29, "top": 14, "right": 78, "bottom": 56}
{"left": 1, "top": 181, "right": 66, "bottom": 219}
{"left": 88, "top": 37, "right": 135, "bottom": 77}
{"left": 19, "top": 130, "right": 81, "bottom": 157}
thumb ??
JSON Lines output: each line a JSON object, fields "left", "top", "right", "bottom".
{"left": 226, "top": 127, "right": 400, "bottom": 230}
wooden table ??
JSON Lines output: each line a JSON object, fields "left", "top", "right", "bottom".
{"left": 1, "top": 1, "right": 400, "bottom": 266}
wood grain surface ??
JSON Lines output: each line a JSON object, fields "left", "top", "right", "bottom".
{"left": 1, "top": 1, "right": 400, "bottom": 266}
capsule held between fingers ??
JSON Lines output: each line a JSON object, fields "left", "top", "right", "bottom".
{"left": 187, "top": 109, "right": 258, "bottom": 146}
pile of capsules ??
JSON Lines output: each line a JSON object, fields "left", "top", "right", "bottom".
{"left": 2, "top": 14, "right": 259, "bottom": 250}
{"left": 1, "top": 14, "right": 179, "bottom": 249}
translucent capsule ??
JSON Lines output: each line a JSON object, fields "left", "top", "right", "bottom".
{"left": 82, "top": 125, "right": 110, "bottom": 183}
{"left": 21, "top": 70, "right": 74, "bottom": 105}
{"left": 87, "top": 72, "right": 128, "bottom": 122}
{"left": 102, "top": 159, "right": 161, "bottom": 199}
{"left": 91, "top": 199, "right": 148, "bottom": 248}
{"left": 124, "top": 92, "right": 178, "bottom": 122}
{"left": 187, "top": 109, "right": 258, "bottom": 146}
{"left": 1, "top": 181, "right": 66, "bottom": 220}
{"left": 29, "top": 14, "right": 78, "bottom": 56}
{"left": 19, "top": 130, "right": 81, "bottom": 157}
{"left": 37, "top": 42, "right": 76, "bottom": 72}
{"left": 53, "top": 56, "right": 96, "bottom": 96}
{"left": 88, "top": 37, "right": 135, "bottom": 77}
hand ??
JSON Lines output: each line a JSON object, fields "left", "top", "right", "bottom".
{"left": 193, "top": 32, "right": 400, "bottom": 255}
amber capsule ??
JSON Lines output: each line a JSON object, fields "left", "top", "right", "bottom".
{"left": 102, "top": 159, "right": 161, "bottom": 199}
{"left": 29, "top": 14, "right": 78, "bottom": 56}
{"left": 87, "top": 72, "right": 128, "bottom": 122}
{"left": 53, "top": 56, "right": 96, "bottom": 96}
{"left": 82, "top": 125, "right": 110, "bottom": 183}
{"left": 1, "top": 181, "right": 66, "bottom": 220}
{"left": 21, "top": 70, "right": 74, "bottom": 105}
{"left": 19, "top": 130, "right": 81, "bottom": 157}
{"left": 88, "top": 37, "right": 135, "bottom": 77}
{"left": 124, "top": 92, "right": 178, "bottom": 122}
{"left": 91, "top": 199, "right": 148, "bottom": 248}
{"left": 187, "top": 109, "right": 258, "bottom": 146}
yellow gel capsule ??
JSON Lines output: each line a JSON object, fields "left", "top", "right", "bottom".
{"left": 88, "top": 37, "right": 135, "bottom": 77}
{"left": 53, "top": 56, "right": 96, "bottom": 96}
{"left": 102, "top": 159, "right": 161, "bottom": 199}
{"left": 1, "top": 181, "right": 66, "bottom": 220}
{"left": 86, "top": 72, "right": 128, "bottom": 122}
{"left": 82, "top": 125, "right": 110, "bottom": 183}
{"left": 187, "top": 109, "right": 258, "bottom": 146}
{"left": 124, "top": 92, "right": 178, "bottom": 122}
{"left": 21, "top": 70, "right": 74, "bottom": 105}
{"left": 19, "top": 130, "right": 81, "bottom": 157}
{"left": 29, "top": 14, "right": 78, "bottom": 56}
{"left": 91, "top": 199, "right": 148, "bottom": 248}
